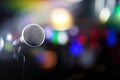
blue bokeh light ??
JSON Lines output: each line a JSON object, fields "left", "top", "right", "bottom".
{"left": 106, "top": 28, "right": 117, "bottom": 47}
{"left": 70, "top": 40, "right": 84, "bottom": 56}
{"left": 37, "top": 53, "right": 46, "bottom": 64}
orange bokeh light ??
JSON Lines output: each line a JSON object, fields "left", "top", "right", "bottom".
{"left": 41, "top": 51, "right": 58, "bottom": 69}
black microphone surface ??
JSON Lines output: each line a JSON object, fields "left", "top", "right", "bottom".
{"left": 21, "top": 23, "right": 45, "bottom": 47}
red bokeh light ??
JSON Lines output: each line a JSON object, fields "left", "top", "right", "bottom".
{"left": 102, "top": 29, "right": 109, "bottom": 39}
{"left": 90, "top": 29, "right": 99, "bottom": 40}
{"left": 90, "top": 41, "right": 98, "bottom": 50}
{"left": 78, "top": 35, "right": 87, "bottom": 45}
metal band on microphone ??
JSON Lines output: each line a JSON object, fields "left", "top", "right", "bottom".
{"left": 21, "top": 23, "right": 45, "bottom": 47}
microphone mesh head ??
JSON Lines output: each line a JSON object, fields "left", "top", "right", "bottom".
{"left": 22, "top": 23, "right": 45, "bottom": 47}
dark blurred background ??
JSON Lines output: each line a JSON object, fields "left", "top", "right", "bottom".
{"left": 0, "top": 0, "right": 120, "bottom": 80}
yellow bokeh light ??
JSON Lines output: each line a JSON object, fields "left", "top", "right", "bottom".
{"left": 50, "top": 8, "right": 73, "bottom": 31}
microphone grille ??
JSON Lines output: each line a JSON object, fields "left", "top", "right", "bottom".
{"left": 22, "top": 23, "right": 45, "bottom": 47}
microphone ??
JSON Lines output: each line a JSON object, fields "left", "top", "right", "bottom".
{"left": 12, "top": 24, "right": 45, "bottom": 80}
{"left": 13, "top": 23, "right": 45, "bottom": 47}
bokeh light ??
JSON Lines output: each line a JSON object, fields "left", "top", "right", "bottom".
{"left": 52, "top": 31, "right": 69, "bottom": 45}
{"left": 51, "top": 31, "right": 59, "bottom": 45}
{"left": 106, "top": 0, "right": 115, "bottom": 12}
{"left": 99, "top": 8, "right": 111, "bottom": 23}
{"left": 4, "top": 42, "right": 13, "bottom": 52}
{"left": 70, "top": 40, "right": 84, "bottom": 57}
{"left": 58, "top": 31, "right": 69, "bottom": 45}
{"left": 37, "top": 51, "right": 58, "bottom": 70}
{"left": 102, "top": 29, "right": 109, "bottom": 39}
{"left": 95, "top": 0, "right": 115, "bottom": 16}
{"left": 6, "top": 33, "right": 12, "bottom": 41}
{"left": 77, "top": 35, "right": 87, "bottom": 46}
{"left": 50, "top": 8, "right": 73, "bottom": 31}
{"left": 114, "top": 6, "right": 120, "bottom": 24}
{"left": 106, "top": 28, "right": 117, "bottom": 47}
{"left": 114, "top": 6, "right": 120, "bottom": 17}
{"left": 90, "top": 41, "right": 99, "bottom": 50}
{"left": 90, "top": 29, "right": 99, "bottom": 40}
{"left": 0, "top": 37, "right": 4, "bottom": 53}
{"left": 45, "top": 27, "right": 69, "bottom": 45}
{"left": 44, "top": 26, "right": 54, "bottom": 41}
{"left": 68, "top": 26, "right": 79, "bottom": 36}
{"left": 78, "top": 48, "right": 96, "bottom": 69}
{"left": 14, "top": 1, "right": 51, "bottom": 34}
{"left": 94, "top": 0, "right": 104, "bottom": 17}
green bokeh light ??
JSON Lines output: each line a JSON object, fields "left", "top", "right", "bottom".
{"left": 51, "top": 31, "right": 59, "bottom": 45}
{"left": 115, "top": 6, "right": 120, "bottom": 17}
{"left": 108, "top": 6, "right": 120, "bottom": 26}
{"left": 4, "top": 42, "right": 13, "bottom": 52}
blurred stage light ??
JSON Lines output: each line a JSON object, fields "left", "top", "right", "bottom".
{"left": 51, "top": 31, "right": 59, "bottom": 45}
{"left": 77, "top": 35, "right": 87, "bottom": 46}
{"left": 99, "top": 8, "right": 111, "bottom": 23}
{"left": 90, "top": 41, "right": 98, "bottom": 50}
{"left": 78, "top": 49, "right": 95, "bottom": 69}
{"left": 58, "top": 31, "right": 69, "bottom": 45}
{"left": 90, "top": 29, "right": 99, "bottom": 40}
{"left": 14, "top": 1, "right": 50, "bottom": 34}
{"left": 50, "top": 8, "right": 73, "bottom": 31}
{"left": 95, "top": 0, "right": 115, "bottom": 15}
{"left": 95, "top": 0, "right": 104, "bottom": 16}
{"left": 70, "top": 40, "right": 84, "bottom": 57}
{"left": 106, "top": 0, "right": 115, "bottom": 12}
{"left": 106, "top": 28, "right": 117, "bottom": 47}
{"left": 4, "top": 42, "right": 13, "bottom": 52}
{"left": 68, "top": 26, "right": 79, "bottom": 36}
{"left": 115, "top": 6, "right": 120, "bottom": 15}
{"left": 45, "top": 26, "right": 69, "bottom": 45}
{"left": 0, "top": 37, "right": 4, "bottom": 53}
{"left": 6, "top": 33, "right": 12, "bottom": 41}
{"left": 37, "top": 51, "right": 58, "bottom": 69}
{"left": 114, "top": 6, "right": 120, "bottom": 18}
{"left": 44, "top": 26, "right": 54, "bottom": 41}
{"left": 102, "top": 29, "right": 109, "bottom": 39}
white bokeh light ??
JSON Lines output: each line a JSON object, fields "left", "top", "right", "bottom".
{"left": 0, "top": 37, "right": 4, "bottom": 53}
{"left": 78, "top": 49, "right": 96, "bottom": 69}
{"left": 58, "top": 32, "right": 69, "bottom": 45}
{"left": 6, "top": 33, "right": 12, "bottom": 41}
{"left": 99, "top": 8, "right": 111, "bottom": 23}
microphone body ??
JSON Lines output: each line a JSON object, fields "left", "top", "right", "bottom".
{"left": 13, "top": 23, "right": 45, "bottom": 47}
